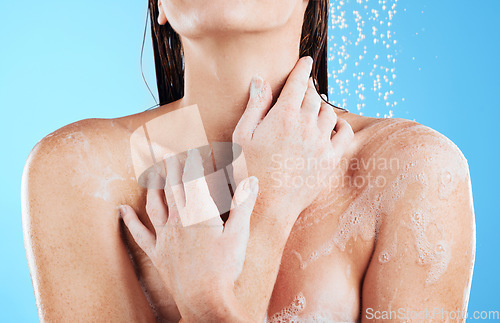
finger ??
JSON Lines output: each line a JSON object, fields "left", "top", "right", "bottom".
{"left": 224, "top": 176, "right": 259, "bottom": 237}
{"left": 234, "top": 76, "right": 272, "bottom": 142}
{"left": 276, "top": 56, "right": 313, "bottom": 110}
{"left": 164, "top": 183, "right": 181, "bottom": 226}
{"left": 318, "top": 98, "right": 338, "bottom": 134}
{"left": 119, "top": 205, "right": 155, "bottom": 256}
{"left": 330, "top": 117, "right": 354, "bottom": 155}
{"left": 146, "top": 172, "right": 168, "bottom": 230}
{"left": 300, "top": 77, "right": 322, "bottom": 118}
{"left": 165, "top": 154, "right": 186, "bottom": 209}
{"left": 182, "top": 149, "right": 212, "bottom": 206}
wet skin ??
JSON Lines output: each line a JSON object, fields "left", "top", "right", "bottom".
{"left": 22, "top": 98, "right": 474, "bottom": 321}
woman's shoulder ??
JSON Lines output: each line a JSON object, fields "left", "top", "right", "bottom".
{"left": 343, "top": 113, "right": 470, "bottom": 205}
{"left": 22, "top": 115, "right": 146, "bottom": 207}
{"left": 348, "top": 113, "right": 468, "bottom": 168}
{"left": 25, "top": 105, "right": 162, "bottom": 168}
{"left": 346, "top": 114, "right": 474, "bottom": 238}
{"left": 26, "top": 118, "right": 124, "bottom": 169}
{"left": 21, "top": 116, "right": 159, "bottom": 321}
{"left": 22, "top": 101, "right": 181, "bottom": 202}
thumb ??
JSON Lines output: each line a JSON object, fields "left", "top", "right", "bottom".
{"left": 224, "top": 176, "right": 259, "bottom": 237}
{"left": 233, "top": 76, "right": 272, "bottom": 142}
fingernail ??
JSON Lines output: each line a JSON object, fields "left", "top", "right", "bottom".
{"left": 321, "top": 93, "right": 328, "bottom": 101}
{"left": 305, "top": 56, "right": 313, "bottom": 71}
{"left": 250, "top": 75, "right": 264, "bottom": 100}
{"left": 236, "top": 177, "right": 257, "bottom": 205}
{"left": 118, "top": 205, "right": 127, "bottom": 218}
{"left": 252, "top": 75, "right": 263, "bottom": 89}
{"left": 244, "top": 176, "right": 259, "bottom": 194}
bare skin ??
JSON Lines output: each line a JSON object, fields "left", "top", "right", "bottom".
{"left": 21, "top": 96, "right": 475, "bottom": 322}
{"left": 120, "top": 151, "right": 260, "bottom": 323}
{"left": 121, "top": 57, "right": 355, "bottom": 323}
{"left": 22, "top": 0, "right": 475, "bottom": 321}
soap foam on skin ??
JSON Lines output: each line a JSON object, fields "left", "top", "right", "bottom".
{"left": 439, "top": 168, "right": 458, "bottom": 200}
{"left": 269, "top": 123, "right": 468, "bottom": 321}
{"left": 292, "top": 120, "right": 410, "bottom": 235}
{"left": 296, "top": 183, "right": 384, "bottom": 269}
{"left": 378, "top": 124, "right": 467, "bottom": 284}
{"left": 294, "top": 123, "right": 420, "bottom": 268}
{"left": 291, "top": 124, "right": 403, "bottom": 269}
{"left": 267, "top": 292, "right": 306, "bottom": 323}
{"left": 378, "top": 231, "right": 397, "bottom": 264}
{"left": 291, "top": 123, "right": 467, "bottom": 289}
{"left": 378, "top": 163, "right": 452, "bottom": 285}
{"left": 93, "top": 166, "right": 126, "bottom": 201}
{"left": 406, "top": 206, "right": 452, "bottom": 285}
{"left": 293, "top": 193, "right": 342, "bottom": 232}
{"left": 61, "top": 131, "right": 128, "bottom": 202}
{"left": 266, "top": 293, "right": 355, "bottom": 322}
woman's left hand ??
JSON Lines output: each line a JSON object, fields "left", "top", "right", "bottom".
{"left": 119, "top": 149, "right": 259, "bottom": 322}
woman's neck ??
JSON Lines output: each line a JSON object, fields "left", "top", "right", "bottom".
{"left": 176, "top": 18, "right": 304, "bottom": 142}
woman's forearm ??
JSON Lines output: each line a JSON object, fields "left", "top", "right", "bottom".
{"left": 233, "top": 205, "right": 299, "bottom": 322}
{"left": 177, "top": 206, "right": 296, "bottom": 323}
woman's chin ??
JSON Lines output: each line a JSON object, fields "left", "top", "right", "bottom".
{"left": 169, "top": 4, "right": 295, "bottom": 38}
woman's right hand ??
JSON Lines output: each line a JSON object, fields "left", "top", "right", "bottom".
{"left": 120, "top": 149, "right": 259, "bottom": 322}
{"left": 232, "top": 56, "right": 354, "bottom": 230}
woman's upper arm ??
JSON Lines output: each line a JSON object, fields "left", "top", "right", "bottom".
{"left": 361, "top": 124, "right": 475, "bottom": 322}
{"left": 21, "top": 129, "right": 155, "bottom": 322}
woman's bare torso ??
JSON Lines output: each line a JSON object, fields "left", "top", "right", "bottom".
{"left": 49, "top": 102, "right": 447, "bottom": 322}
{"left": 23, "top": 86, "right": 475, "bottom": 322}
{"left": 88, "top": 103, "right": 416, "bottom": 322}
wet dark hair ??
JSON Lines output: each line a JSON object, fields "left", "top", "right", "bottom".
{"left": 147, "top": 0, "right": 346, "bottom": 111}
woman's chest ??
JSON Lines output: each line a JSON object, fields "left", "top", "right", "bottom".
{"left": 264, "top": 191, "right": 377, "bottom": 322}
{"left": 127, "top": 189, "right": 377, "bottom": 323}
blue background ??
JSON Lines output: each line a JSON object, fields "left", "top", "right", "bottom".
{"left": 1, "top": 0, "right": 498, "bottom": 321}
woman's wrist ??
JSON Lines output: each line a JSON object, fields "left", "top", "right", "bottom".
{"left": 180, "top": 285, "right": 255, "bottom": 323}
{"left": 251, "top": 200, "right": 300, "bottom": 240}
{"left": 213, "top": 288, "right": 255, "bottom": 323}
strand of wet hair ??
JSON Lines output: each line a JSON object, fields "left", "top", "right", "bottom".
{"left": 140, "top": 5, "right": 160, "bottom": 111}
